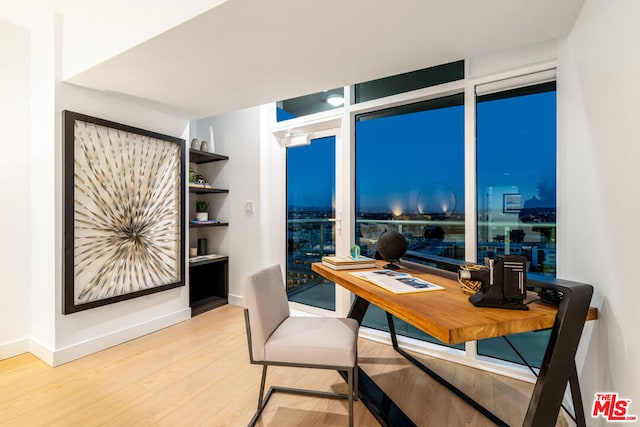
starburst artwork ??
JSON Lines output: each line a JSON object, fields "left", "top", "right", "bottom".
{"left": 63, "top": 111, "right": 185, "bottom": 314}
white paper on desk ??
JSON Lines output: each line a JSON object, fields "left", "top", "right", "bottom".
{"left": 350, "top": 270, "right": 445, "bottom": 294}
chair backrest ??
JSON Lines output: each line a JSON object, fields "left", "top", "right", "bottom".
{"left": 244, "top": 264, "right": 291, "bottom": 361}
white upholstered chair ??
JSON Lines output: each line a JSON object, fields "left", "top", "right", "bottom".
{"left": 243, "top": 265, "right": 359, "bottom": 427}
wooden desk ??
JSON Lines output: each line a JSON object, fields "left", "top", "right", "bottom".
{"left": 313, "top": 261, "right": 596, "bottom": 345}
{"left": 312, "top": 260, "right": 597, "bottom": 427}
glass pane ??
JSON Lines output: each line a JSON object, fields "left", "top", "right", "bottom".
{"left": 354, "top": 60, "right": 464, "bottom": 103}
{"left": 476, "top": 82, "right": 556, "bottom": 366}
{"left": 476, "top": 83, "right": 557, "bottom": 277}
{"left": 355, "top": 94, "right": 464, "bottom": 347}
{"left": 478, "top": 330, "right": 551, "bottom": 369}
{"left": 355, "top": 94, "right": 465, "bottom": 261}
{"left": 277, "top": 88, "right": 344, "bottom": 122}
{"left": 286, "top": 136, "right": 336, "bottom": 310}
{"left": 363, "top": 304, "right": 465, "bottom": 350}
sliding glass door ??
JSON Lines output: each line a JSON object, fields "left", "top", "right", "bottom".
{"left": 286, "top": 135, "right": 337, "bottom": 311}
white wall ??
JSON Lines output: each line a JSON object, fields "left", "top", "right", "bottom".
{"left": 558, "top": 0, "right": 640, "bottom": 416}
{"left": 28, "top": 10, "right": 59, "bottom": 365}
{"left": 50, "top": 82, "right": 192, "bottom": 366}
{"left": 0, "top": 19, "right": 32, "bottom": 359}
{"left": 191, "top": 107, "right": 266, "bottom": 304}
{"left": 59, "top": 0, "right": 229, "bottom": 80}
{"left": 0, "top": 12, "right": 194, "bottom": 365}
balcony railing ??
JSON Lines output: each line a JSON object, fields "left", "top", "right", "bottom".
{"left": 286, "top": 216, "right": 556, "bottom": 366}
{"left": 287, "top": 216, "right": 556, "bottom": 284}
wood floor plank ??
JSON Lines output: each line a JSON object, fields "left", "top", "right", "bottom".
{"left": 0, "top": 304, "right": 567, "bottom": 426}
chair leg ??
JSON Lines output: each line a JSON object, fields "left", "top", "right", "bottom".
{"left": 258, "top": 365, "right": 268, "bottom": 410}
{"left": 348, "top": 367, "right": 354, "bottom": 427}
{"left": 354, "top": 365, "right": 358, "bottom": 402}
{"left": 253, "top": 363, "right": 355, "bottom": 426}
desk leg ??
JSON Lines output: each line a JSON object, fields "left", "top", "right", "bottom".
{"left": 385, "top": 312, "right": 509, "bottom": 427}
{"left": 502, "top": 335, "right": 586, "bottom": 426}
{"left": 523, "top": 281, "right": 592, "bottom": 427}
{"left": 348, "top": 295, "right": 370, "bottom": 325}
{"left": 569, "top": 363, "right": 586, "bottom": 427}
{"left": 343, "top": 296, "right": 416, "bottom": 427}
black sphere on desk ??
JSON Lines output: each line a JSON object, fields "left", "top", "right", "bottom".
{"left": 376, "top": 231, "right": 407, "bottom": 270}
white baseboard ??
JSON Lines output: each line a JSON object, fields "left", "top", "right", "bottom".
{"left": 29, "top": 337, "right": 55, "bottom": 366}
{"left": 0, "top": 338, "right": 30, "bottom": 361}
{"left": 228, "top": 293, "right": 243, "bottom": 307}
{"left": 28, "top": 308, "right": 192, "bottom": 367}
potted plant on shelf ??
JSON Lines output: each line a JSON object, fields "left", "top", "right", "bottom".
{"left": 195, "top": 200, "right": 209, "bottom": 221}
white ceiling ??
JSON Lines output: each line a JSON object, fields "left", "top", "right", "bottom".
{"left": 65, "top": 0, "right": 584, "bottom": 120}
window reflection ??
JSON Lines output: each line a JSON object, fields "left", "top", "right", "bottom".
{"left": 355, "top": 94, "right": 465, "bottom": 348}
{"left": 476, "top": 82, "right": 557, "bottom": 367}
{"left": 355, "top": 94, "right": 465, "bottom": 262}
{"left": 476, "top": 82, "right": 557, "bottom": 277}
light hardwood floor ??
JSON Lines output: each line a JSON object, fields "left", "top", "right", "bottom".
{"left": 0, "top": 305, "right": 567, "bottom": 426}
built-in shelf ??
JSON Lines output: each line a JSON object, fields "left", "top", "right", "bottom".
{"left": 188, "top": 147, "right": 229, "bottom": 316}
{"left": 189, "top": 255, "right": 229, "bottom": 268}
{"left": 189, "top": 256, "right": 228, "bottom": 317}
{"left": 188, "top": 187, "right": 229, "bottom": 194}
{"left": 189, "top": 222, "right": 229, "bottom": 228}
{"left": 190, "top": 296, "right": 228, "bottom": 317}
{"left": 189, "top": 149, "right": 229, "bottom": 164}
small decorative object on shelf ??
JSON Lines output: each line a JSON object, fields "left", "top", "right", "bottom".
{"left": 190, "top": 219, "right": 220, "bottom": 225}
{"left": 189, "top": 183, "right": 213, "bottom": 190}
{"left": 197, "top": 238, "right": 207, "bottom": 256}
{"left": 200, "top": 140, "right": 209, "bottom": 152}
{"left": 188, "top": 173, "right": 212, "bottom": 188}
{"left": 195, "top": 200, "right": 209, "bottom": 221}
{"left": 191, "top": 138, "right": 200, "bottom": 150}
{"left": 189, "top": 167, "right": 197, "bottom": 183}
{"left": 209, "top": 125, "right": 216, "bottom": 153}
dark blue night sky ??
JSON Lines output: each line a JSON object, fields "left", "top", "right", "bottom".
{"left": 285, "top": 89, "right": 556, "bottom": 215}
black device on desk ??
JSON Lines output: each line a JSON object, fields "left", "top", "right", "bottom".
{"left": 459, "top": 255, "right": 529, "bottom": 310}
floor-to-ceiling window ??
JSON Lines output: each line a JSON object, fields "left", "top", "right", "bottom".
{"left": 476, "top": 82, "right": 557, "bottom": 278}
{"left": 274, "top": 60, "right": 558, "bottom": 375}
{"left": 354, "top": 94, "right": 465, "bottom": 348}
{"left": 475, "top": 80, "right": 557, "bottom": 367}
{"left": 355, "top": 95, "right": 466, "bottom": 262}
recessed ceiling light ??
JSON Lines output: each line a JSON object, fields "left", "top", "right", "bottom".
{"left": 327, "top": 94, "right": 344, "bottom": 106}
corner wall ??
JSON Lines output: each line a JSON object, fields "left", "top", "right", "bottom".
{"left": 0, "top": 19, "right": 32, "bottom": 359}
{"left": 191, "top": 107, "right": 264, "bottom": 305}
{"left": 558, "top": 0, "right": 640, "bottom": 413}
{"left": 1, "top": 11, "right": 194, "bottom": 366}
{"left": 50, "top": 82, "right": 192, "bottom": 366}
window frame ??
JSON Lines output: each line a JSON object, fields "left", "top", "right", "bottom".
{"left": 271, "top": 58, "right": 559, "bottom": 383}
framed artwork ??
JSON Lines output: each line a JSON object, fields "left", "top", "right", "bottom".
{"left": 63, "top": 111, "right": 185, "bottom": 314}
{"left": 503, "top": 193, "right": 522, "bottom": 213}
